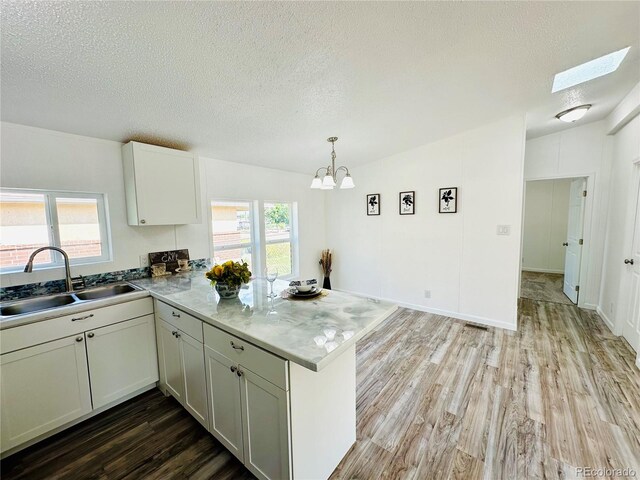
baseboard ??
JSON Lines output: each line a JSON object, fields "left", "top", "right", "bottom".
{"left": 596, "top": 306, "right": 616, "bottom": 333}
{"left": 522, "top": 267, "right": 565, "bottom": 274}
{"left": 581, "top": 303, "right": 598, "bottom": 311}
{"left": 334, "top": 288, "right": 517, "bottom": 332}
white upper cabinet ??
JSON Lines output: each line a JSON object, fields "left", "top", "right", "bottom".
{"left": 122, "top": 141, "right": 201, "bottom": 226}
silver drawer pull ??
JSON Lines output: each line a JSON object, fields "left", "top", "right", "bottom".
{"left": 230, "top": 341, "right": 244, "bottom": 351}
{"left": 71, "top": 314, "right": 94, "bottom": 322}
{"left": 76, "top": 336, "right": 83, "bottom": 342}
{"left": 171, "top": 311, "right": 181, "bottom": 318}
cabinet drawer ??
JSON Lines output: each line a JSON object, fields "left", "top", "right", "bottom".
{"left": 1, "top": 298, "right": 153, "bottom": 354}
{"left": 155, "top": 301, "right": 203, "bottom": 342}
{"left": 203, "top": 324, "right": 288, "bottom": 390}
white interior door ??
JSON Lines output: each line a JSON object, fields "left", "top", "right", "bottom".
{"left": 563, "top": 178, "right": 587, "bottom": 303}
{"left": 622, "top": 173, "right": 640, "bottom": 353}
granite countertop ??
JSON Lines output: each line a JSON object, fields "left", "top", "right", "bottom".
{"left": 132, "top": 270, "right": 397, "bottom": 371}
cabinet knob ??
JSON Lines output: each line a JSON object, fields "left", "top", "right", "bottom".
{"left": 171, "top": 331, "right": 178, "bottom": 337}
{"left": 562, "top": 242, "right": 569, "bottom": 247}
{"left": 172, "top": 312, "right": 181, "bottom": 318}
{"left": 140, "top": 219, "right": 146, "bottom": 224}
{"left": 87, "top": 332, "right": 95, "bottom": 338}
{"left": 230, "top": 341, "right": 244, "bottom": 351}
{"left": 236, "top": 368, "right": 243, "bottom": 377}
{"left": 624, "top": 258, "right": 634, "bottom": 265}
{"left": 230, "top": 365, "right": 237, "bottom": 373}
{"left": 175, "top": 332, "right": 181, "bottom": 338}
{"left": 76, "top": 336, "right": 83, "bottom": 342}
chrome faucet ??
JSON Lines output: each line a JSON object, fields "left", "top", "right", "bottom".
{"left": 24, "top": 247, "right": 74, "bottom": 292}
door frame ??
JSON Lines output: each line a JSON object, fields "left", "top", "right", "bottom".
{"left": 615, "top": 158, "right": 640, "bottom": 344}
{"left": 520, "top": 173, "right": 596, "bottom": 309}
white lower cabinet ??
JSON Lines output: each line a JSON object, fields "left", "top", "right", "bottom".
{"left": 86, "top": 314, "right": 158, "bottom": 409}
{"left": 156, "top": 317, "right": 208, "bottom": 428}
{"left": 0, "top": 297, "right": 157, "bottom": 455}
{"left": 205, "top": 345, "right": 245, "bottom": 461}
{"left": 203, "top": 325, "right": 291, "bottom": 480}
{"left": 0, "top": 335, "right": 92, "bottom": 452}
{"left": 240, "top": 367, "right": 291, "bottom": 480}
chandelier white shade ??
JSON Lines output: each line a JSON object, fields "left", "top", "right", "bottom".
{"left": 310, "top": 137, "right": 355, "bottom": 190}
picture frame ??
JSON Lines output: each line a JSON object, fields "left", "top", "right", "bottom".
{"left": 399, "top": 191, "right": 415, "bottom": 215}
{"left": 439, "top": 187, "right": 457, "bottom": 213}
{"left": 367, "top": 194, "right": 380, "bottom": 216}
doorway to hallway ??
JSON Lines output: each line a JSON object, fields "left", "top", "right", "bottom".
{"left": 520, "top": 177, "right": 587, "bottom": 305}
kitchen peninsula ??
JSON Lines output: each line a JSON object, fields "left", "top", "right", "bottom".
{"left": 133, "top": 270, "right": 397, "bottom": 480}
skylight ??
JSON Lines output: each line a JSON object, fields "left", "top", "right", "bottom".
{"left": 552, "top": 47, "right": 631, "bottom": 93}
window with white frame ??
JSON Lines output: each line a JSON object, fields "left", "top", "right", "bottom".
{"left": 0, "top": 189, "right": 111, "bottom": 272}
{"left": 264, "top": 202, "right": 295, "bottom": 276}
{"left": 210, "top": 200, "right": 298, "bottom": 278}
{"left": 211, "top": 201, "right": 256, "bottom": 270}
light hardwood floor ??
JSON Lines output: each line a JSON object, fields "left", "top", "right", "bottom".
{"left": 520, "top": 270, "right": 574, "bottom": 305}
{"left": 3, "top": 299, "right": 639, "bottom": 479}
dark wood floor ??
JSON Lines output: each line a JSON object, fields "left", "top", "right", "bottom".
{"left": 3, "top": 298, "right": 640, "bottom": 479}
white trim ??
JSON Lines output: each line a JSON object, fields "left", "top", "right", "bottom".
{"left": 335, "top": 288, "right": 517, "bottom": 332}
{"left": 522, "top": 267, "right": 565, "bottom": 274}
{"left": 635, "top": 355, "right": 640, "bottom": 371}
{"left": 596, "top": 306, "right": 616, "bottom": 333}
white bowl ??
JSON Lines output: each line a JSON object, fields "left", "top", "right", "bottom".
{"left": 290, "top": 278, "right": 318, "bottom": 292}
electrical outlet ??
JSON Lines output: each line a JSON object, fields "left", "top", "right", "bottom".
{"left": 497, "top": 225, "right": 511, "bottom": 236}
{"left": 424, "top": 290, "right": 431, "bottom": 299}
{"left": 139, "top": 254, "right": 150, "bottom": 268}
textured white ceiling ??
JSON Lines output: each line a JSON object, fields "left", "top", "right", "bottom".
{"left": 1, "top": 1, "right": 638, "bottom": 173}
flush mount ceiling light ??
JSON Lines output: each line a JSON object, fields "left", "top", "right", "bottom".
{"left": 310, "top": 137, "right": 355, "bottom": 190}
{"left": 555, "top": 104, "right": 592, "bottom": 123}
{"left": 551, "top": 47, "right": 631, "bottom": 93}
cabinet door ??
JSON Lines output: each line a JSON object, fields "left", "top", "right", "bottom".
{"left": 0, "top": 335, "right": 92, "bottom": 452}
{"left": 240, "top": 368, "right": 291, "bottom": 480}
{"left": 157, "top": 319, "right": 184, "bottom": 402}
{"left": 130, "top": 142, "right": 201, "bottom": 225}
{"left": 179, "top": 331, "right": 209, "bottom": 428}
{"left": 204, "top": 345, "right": 244, "bottom": 461}
{"left": 86, "top": 315, "right": 159, "bottom": 409}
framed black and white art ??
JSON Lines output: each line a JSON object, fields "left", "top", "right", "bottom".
{"left": 399, "top": 191, "right": 415, "bottom": 215}
{"left": 439, "top": 187, "right": 458, "bottom": 213}
{"left": 367, "top": 194, "right": 380, "bottom": 216}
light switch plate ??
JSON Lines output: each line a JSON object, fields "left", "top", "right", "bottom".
{"left": 497, "top": 225, "right": 511, "bottom": 235}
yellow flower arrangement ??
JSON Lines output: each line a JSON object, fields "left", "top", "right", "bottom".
{"left": 205, "top": 260, "right": 251, "bottom": 287}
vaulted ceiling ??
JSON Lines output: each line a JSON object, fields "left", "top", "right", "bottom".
{"left": 2, "top": 1, "right": 638, "bottom": 172}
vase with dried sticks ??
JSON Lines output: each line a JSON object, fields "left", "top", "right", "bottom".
{"left": 320, "top": 249, "right": 332, "bottom": 290}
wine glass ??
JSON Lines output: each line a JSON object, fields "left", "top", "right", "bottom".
{"left": 265, "top": 266, "right": 278, "bottom": 299}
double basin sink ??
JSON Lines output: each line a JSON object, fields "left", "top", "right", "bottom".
{"left": 1, "top": 283, "right": 142, "bottom": 317}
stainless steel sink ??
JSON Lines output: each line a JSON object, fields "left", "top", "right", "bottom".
{"left": 0, "top": 282, "right": 142, "bottom": 318}
{"left": 0, "top": 294, "right": 76, "bottom": 316}
{"left": 75, "top": 283, "right": 138, "bottom": 301}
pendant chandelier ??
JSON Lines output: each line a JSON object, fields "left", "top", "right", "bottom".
{"left": 310, "top": 137, "right": 355, "bottom": 190}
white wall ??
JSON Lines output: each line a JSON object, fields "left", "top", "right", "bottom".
{"left": 522, "top": 179, "right": 571, "bottom": 273}
{"left": 599, "top": 82, "right": 640, "bottom": 333}
{"left": 324, "top": 115, "right": 526, "bottom": 330}
{"left": 524, "top": 121, "right": 613, "bottom": 309}
{"left": 0, "top": 122, "right": 325, "bottom": 287}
